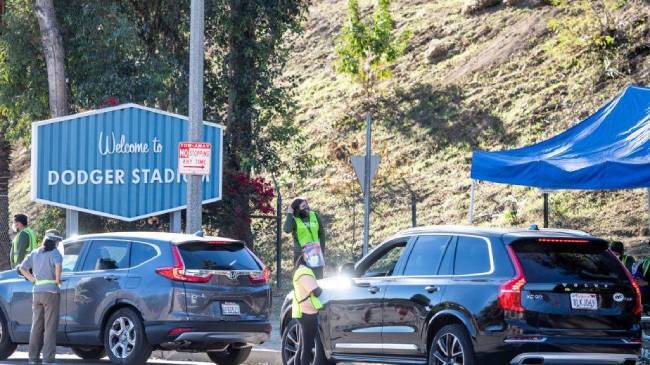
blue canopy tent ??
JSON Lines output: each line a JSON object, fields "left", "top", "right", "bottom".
{"left": 469, "top": 85, "right": 650, "bottom": 227}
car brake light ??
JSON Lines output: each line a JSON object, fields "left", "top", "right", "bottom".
{"left": 611, "top": 251, "right": 643, "bottom": 316}
{"left": 156, "top": 245, "right": 213, "bottom": 283}
{"left": 250, "top": 266, "right": 271, "bottom": 284}
{"left": 499, "top": 245, "right": 526, "bottom": 312}
{"left": 537, "top": 238, "right": 589, "bottom": 243}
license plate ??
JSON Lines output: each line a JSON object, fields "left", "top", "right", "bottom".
{"left": 221, "top": 302, "right": 241, "bottom": 316}
{"left": 570, "top": 293, "right": 598, "bottom": 310}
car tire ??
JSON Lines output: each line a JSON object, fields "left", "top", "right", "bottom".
{"left": 103, "top": 308, "right": 152, "bottom": 365}
{"left": 207, "top": 346, "right": 252, "bottom": 365}
{"left": 429, "top": 324, "right": 476, "bottom": 365}
{"left": 0, "top": 311, "right": 17, "bottom": 360}
{"left": 282, "top": 319, "right": 333, "bottom": 365}
{"left": 71, "top": 346, "right": 106, "bottom": 360}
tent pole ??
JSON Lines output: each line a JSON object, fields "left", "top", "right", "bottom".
{"left": 468, "top": 180, "right": 476, "bottom": 225}
{"left": 543, "top": 192, "right": 549, "bottom": 228}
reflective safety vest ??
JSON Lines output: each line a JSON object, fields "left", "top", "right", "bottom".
{"left": 34, "top": 279, "right": 58, "bottom": 287}
{"left": 12, "top": 227, "right": 38, "bottom": 265}
{"left": 292, "top": 266, "right": 322, "bottom": 319}
{"left": 294, "top": 212, "right": 319, "bottom": 247}
{"left": 642, "top": 258, "right": 650, "bottom": 277}
{"left": 621, "top": 254, "right": 634, "bottom": 271}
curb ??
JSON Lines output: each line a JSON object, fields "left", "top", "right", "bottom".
{"left": 152, "top": 348, "right": 282, "bottom": 364}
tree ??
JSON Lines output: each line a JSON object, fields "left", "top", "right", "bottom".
{"left": 203, "top": 0, "right": 310, "bottom": 245}
{"left": 335, "top": 0, "right": 410, "bottom": 97}
{"left": 0, "top": 0, "right": 311, "bottom": 247}
{"left": 34, "top": 0, "right": 68, "bottom": 117}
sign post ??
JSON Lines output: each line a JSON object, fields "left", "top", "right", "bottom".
{"left": 350, "top": 114, "right": 380, "bottom": 256}
{"left": 186, "top": 0, "right": 206, "bottom": 234}
{"left": 32, "top": 104, "right": 223, "bottom": 223}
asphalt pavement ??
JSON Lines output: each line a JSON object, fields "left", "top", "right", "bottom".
{"left": 0, "top": 348, "right": 282, "bottom": 365}
{"left": 0, "top": 312, "right": 283, "bottom": 365}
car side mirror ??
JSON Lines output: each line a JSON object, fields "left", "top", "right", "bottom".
{"left": 338, "top": 262, "right": 356, "bottom": 277}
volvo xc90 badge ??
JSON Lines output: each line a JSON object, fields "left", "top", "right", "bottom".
{"left": 613, "top": 293, "right": 625, "bottom": 302}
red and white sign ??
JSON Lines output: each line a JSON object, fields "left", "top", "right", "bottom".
{"left": 179, "top": 142, "right": 212, "bottom": 175}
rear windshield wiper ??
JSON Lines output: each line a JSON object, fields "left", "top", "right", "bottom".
{"left": 578, "top": 270, "right": 618, "bottom": 281}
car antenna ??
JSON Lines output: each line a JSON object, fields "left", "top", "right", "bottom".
{"left": 193, "top": 230, "right": 204, "bottom": 237}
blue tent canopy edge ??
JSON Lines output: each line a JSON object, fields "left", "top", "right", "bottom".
{"left": 471, "top": 85, "right": 650, "bottom": 190}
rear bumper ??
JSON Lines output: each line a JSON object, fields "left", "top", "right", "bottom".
{"left": 145, "top": 320, "right": 271, "bottom": 349}
{"left": 510, "top": 352, "right": 638, "bottom": 365}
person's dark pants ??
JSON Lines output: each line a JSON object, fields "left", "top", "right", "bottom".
{"left": 296, "top": 313, "right": 318, "bottom": 365}
{"left": 29, "top": 292, "right": 60, "bottom": 364}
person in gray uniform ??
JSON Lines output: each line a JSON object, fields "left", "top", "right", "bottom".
{"left": 18, "top": 229, "right": 63, "bottom": 365}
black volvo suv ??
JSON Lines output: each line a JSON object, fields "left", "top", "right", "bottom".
{"left": 280, "top": 226, "right": 641, "bottom": 365}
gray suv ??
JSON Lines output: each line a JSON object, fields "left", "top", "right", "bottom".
{"left": 0, "top": 232, "right": 272, "bottom": 364}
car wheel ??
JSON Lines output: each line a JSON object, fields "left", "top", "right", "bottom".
{"left": 429, "top": 324, "right": 475, "bottom": 365}
{"left": 207, "top": 346, "right": 252, "bottom": 365}
{"left": 71, "top": 346, "right": 106, "bottom": 360}
{"left": 282, "top": 319, "right": 333, "bottom": 365}
{"left": 103, "top": 308, "right": 152, "bottom": 365}
{"left": 0, "top": 311, "right": 17, "bottom": 360}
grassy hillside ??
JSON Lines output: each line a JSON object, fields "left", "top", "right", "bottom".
{"left": 279, "top": 0, "right": 650, "bottom": 264}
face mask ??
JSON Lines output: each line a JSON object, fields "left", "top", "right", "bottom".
{"left": 11, "top": 223, "right": 17, "bottom": 233}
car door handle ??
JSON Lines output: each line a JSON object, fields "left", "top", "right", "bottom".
{"left": 368, "top": 286, "right": 380, "bottom": 294}
{"left": 354, "top": 281, "right": 371, "bottom": 288}
{"left": 104, "top": 275, "right": 119, "bottom": 281}
{"left": 425, "top": 285, "right": 438, "bottom": 293}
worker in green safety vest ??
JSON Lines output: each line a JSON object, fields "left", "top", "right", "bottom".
{"left": 284, "top": 197, "right": 326, "bottom": 279}
{"left": 610, "top": 241, "right": 636, "bottom": 273}
{"left": 18, "top": 229, "right": 63, "bottom": 365}
{"left": 291, "top": 252, "right": 323, "bottom": 365}
{"left": 10, "top": 214, "right": 38, "bottom": 268}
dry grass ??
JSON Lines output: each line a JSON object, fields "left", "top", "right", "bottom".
{"left": 277, "top": 0, "right": 650, "bottom": 263}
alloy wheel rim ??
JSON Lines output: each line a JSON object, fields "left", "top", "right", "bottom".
{"left": 432, "top": 333, "right": 464, "bottom": 365}
{"left": 108, "top": 316, "right": 136, "bottom": 359}
{"left": 283, "top": 322, "right": 316, "bottom": 365}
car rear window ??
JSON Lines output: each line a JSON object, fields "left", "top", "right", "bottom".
{"left": 177, "top": 242, "right": 260, "bottom": 271}
{"left": 512, "top": 239, "right": 627, "bottom": 283}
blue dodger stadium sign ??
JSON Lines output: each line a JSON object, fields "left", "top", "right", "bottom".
{"left": 31, "top": 104, "right": 223, "bottom": 221}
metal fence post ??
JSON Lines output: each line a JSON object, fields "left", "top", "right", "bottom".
{"left": 411, "top": 192, "right": 417, "bottom": 227}
{"left": 543, "top": 192, "right": 549, "bottom": 228}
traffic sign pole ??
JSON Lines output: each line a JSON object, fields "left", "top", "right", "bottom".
{"left": 186, "top": 0, "right": 205, "bottom": 234}
{"left": 363, "top": 114, "right": 372, "bottom": 256}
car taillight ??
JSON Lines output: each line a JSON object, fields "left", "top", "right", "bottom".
{"left": 612, "top": 251, "right": 643, "bottom": 316}
{"left": 250, "top": 266, "right": 271, "bottom": 284}
{"left": 156, "top": 245, "right": 212, "bottom": 283}
{"left": 499, "top": 245, "right": 526, "bottom": 312}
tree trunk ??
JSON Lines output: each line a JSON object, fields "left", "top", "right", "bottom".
{"left": 0, "top": 133, "right": 11, "bottom": 271}
{"left": 220, "top": 0, "right": 256, "bottom": 246}
{"left": 34, "top": 0, "right": 68, "bottom": 117}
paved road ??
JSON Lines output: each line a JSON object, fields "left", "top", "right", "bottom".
{"left": 0, "top": 352, "right": 216, "bottom": 365}
{"left": 1, "top": 347, "right": 281, "bottom": 365}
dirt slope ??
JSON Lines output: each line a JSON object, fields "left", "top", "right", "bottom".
{"left": 279, "top": 0, "right": 650, "bottom": 263}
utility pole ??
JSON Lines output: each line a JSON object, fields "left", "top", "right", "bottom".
{"left": 363, "top": 114, "right": 372, "bottom": 256}
{"left": 186, "top": 0, "right": 205, "bottom": 233}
